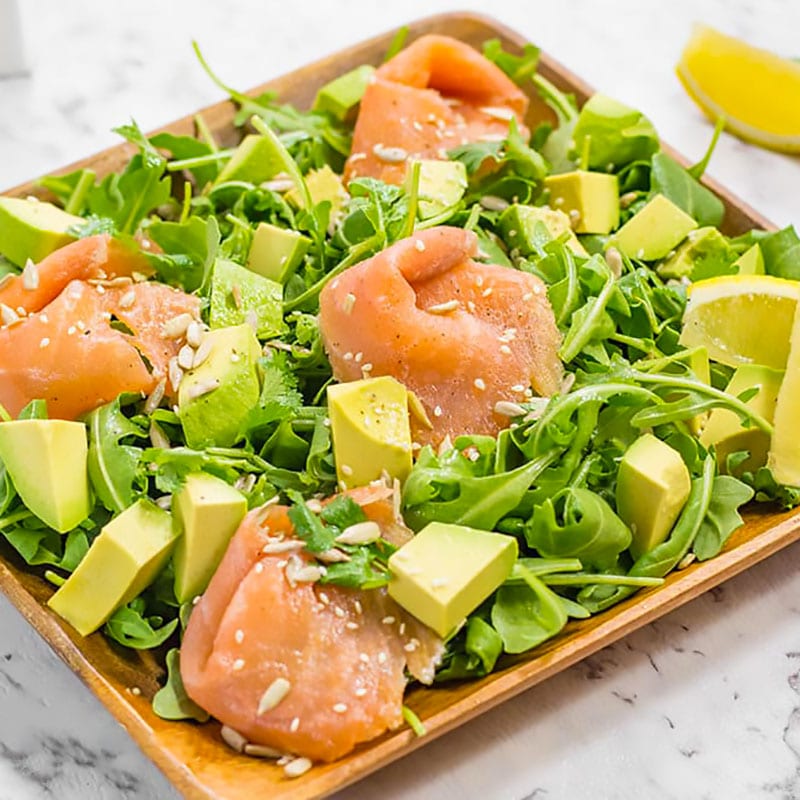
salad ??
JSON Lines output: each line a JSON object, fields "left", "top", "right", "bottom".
{"left": 1, "top": 28, "right": 800, "bottom": 781}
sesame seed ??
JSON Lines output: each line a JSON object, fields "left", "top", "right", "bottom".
{"left": 130, "top": 686, "right": 142, "bottom": 696}
{"left": 354, "top": 687, "right": 368, "bottom": 697}
{"left": 340, "top": 464, "right": 354, "bottom": 476}
{"left": 343, "top": 293, "right": 356, "bottom": 314}
{"left": 67, "top": 325, "right": 76, "bottom": 335}
{"left": 433, "top": 406, "right": 443, "bottom": 417}
{"left": 636, "top": 248, "right": 646, "bottom": 259}
{"left": 233, "top": 658, "right": 246, "bottom": 671}
{"left": 511, "top": 384, "right": 525, "bottom": 392}
{"left": 479, "top": 105, "right": 515, "bottom": 121}
{"left": 283, "top": 757, "right": 312, "bottom": 778}
{"left": 348, "top": 152, "right": 367, "bottom": 163}
{"left": 377, "top": 652, "right": 388, "bottom": 665}
{"left": 499, "top": 344, "right": 512, "bottom": 355}
{"left": 481, "top": 287, "right": 493, "bottom": 297}
{"left": 414, "top": 239, "right": 426, "bottom": 252}
{"left": 254, "top": 562, "right": 264, "bottom": 574}
{"left": 235, "top": 629, "right": 244, "bottom": 644}
{"left": 404, "top": 642, "right": 418, "bottom": 652}
{"left": 39, "top": 337, "right": 50, "bottom": 348}
{"left": 361, "top": 363, "right": 373, "bottom": 375}
{"left": 382, "top": 616, "right": 396, "bottom": 625}
{"left": 431, "top": 577, "right": 449, "bottom": 588}
{"left": 474, "top": 378, "right": 486, "bottom": 391}
{"left": 192, "top": 595, "right": 202, "bottom": 605}
{"left": 346, "top": 621, "right": 359, "bottom": 631}
{"left": 354, "top": 352, "right": 363, "bottom": 363}
{"left": 257, "top": 677, "right": 292, "bottom": 715}
{"left": 412, "top": 121, "right": 423, "bottom": 131}
{"left": 118, "top": 289, "right": 136, "bottom": 309}
{"left": 333, "top": 606, "right": 346, "bottom": 618}
{"left": 343, "top": 352, "right": 353, "bottom": 361}
{"left": 359, "top": 653, "right": 370, "bottom": 664}
{"left": 333, "top": 703, "right": 348, "bottom": 714}
{"left": 319, "top": 592, "right": 330, "bottom": 605}
{"left": 39, "top": 314, "right": 48, "bottom": 324}
{"left": 354, "top": 600, "right": 363, "bottom": 615}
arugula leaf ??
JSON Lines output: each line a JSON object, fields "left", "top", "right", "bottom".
{"left": 17, "top": 399, "right": 49, "bottom": 420}
{"left": 320, "top": 544, "right": 392, "bottom": 590}
{"left": 86, "top": 398, "right": 147, "bottom": 514}
{"left": 104, "top": 599, "right": 179, "bottom": 649}
{"left": 571, "top": 94, "right": 659, "bottom": 171}
{"left": 145, "top": 215, "right": 220, "bottom": 292}
{"left": 3, "top": 526, "right": 90, "bottom": 572}
{"left": 319, "top": 495, "right": 366, "bottom": 529}
{"left": 692, "top": 475, "right": 754, "bottom": 560}
{"left": 491, "top": 569, "right": 567, "bottom": 654}
{"left": 760, "top": 226, "right": 800, "bottom": 279}
{"left": 482, "top": 39, "right": 540, "bottom": 84}
{"left": 150, "top": 131, "right": 218, "bottom": 188}
{"left": 649, "top": 153, "right": 725, "bottom": 227}
{"left": 435, "top": 616, "right": 503, "bottom": 681}
{"left": 152, "top": 648, "right": 209, "bottom": 722}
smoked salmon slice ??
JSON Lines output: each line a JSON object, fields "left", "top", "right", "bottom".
{"left": 180, "top": 489, "right": 442, "bottom": 763}
{"left": 344, "top": 34, "right": 530, "bottom": 185}
{"left": 0, "top": 234, "right": 151, "bottom": 316}
{"left": 319, "top": 226, "right": 563, "bottom": 446}
{"left": 0, "top": 278, "right": 199, "bottom": 420}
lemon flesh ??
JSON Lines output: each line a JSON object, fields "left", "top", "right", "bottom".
{"left": 679, "top": 275, "right": 800, "bottom": 369}
{"left": 769, "top": 304, "right": 800, "bottom": 486}
{"left": 677, "top": 24, "right": 800, "bottom": 153}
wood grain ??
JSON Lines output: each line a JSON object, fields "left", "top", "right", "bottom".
{"left": 0, "top": 11, "right": 790, "bottom": 800}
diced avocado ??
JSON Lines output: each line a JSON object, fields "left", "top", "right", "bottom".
{"left": 657, "top": 226, "right": 736, "bottom": 280}
{"left": 405, "top": 159, "right": 468, "bottom": 219}
{"left": 214, "top": 134, "right": 285, "bottom": 186}
{"left": 733, "top": 244, "right": 765, "bottom": 275}
{"left": 388, "top": 521, "right": 518, "bottom": 638}
{"left": 544, "top": 171, "right": 619, "bottom": 234}
{"left": 616, "top": 433, "right": 691, "bottom": 559}
{"left": 611, "top": 194, "right": 698, "bottom": 261}
{"left": 327, "top": 376, "right": 413, "bottom": 489}
{"left": 703, "top": 364, "right": 782, "bottom": 475}
{"left": 0, "top": 420, "right": 90, "bottom": 533}
{"left": 172, "top": 473, "right": 247, "bottom": 603}
{"left": 312, "top": 64, "right": 375, "bottom": 121}
{"left": 286, "top": 164, "right": 348, "bottom": 218}
{"left": 498, "top": 204, "right": 587, "bottom": 257}
{"left": 209, "top": 258, "right": 283, "bottom": 338}
{"left": 48, "top": 499, "right": 176, "bottom": 636}
{"left": 0, "top": 196, "right": 82, "bottom": 266}
{"left": 179, "top": 325, "right": 262, "bottom": 449}
{"left": 246, "top": 222, "right": 310, "bottom": 284}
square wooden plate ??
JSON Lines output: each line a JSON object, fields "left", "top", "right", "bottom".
{"left": 2, "top": 11, "right": 798, "bottom": 800}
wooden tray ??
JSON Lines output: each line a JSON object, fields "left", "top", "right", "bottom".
{"left": 1, "top": 11, "right": 794, "bottom": 800}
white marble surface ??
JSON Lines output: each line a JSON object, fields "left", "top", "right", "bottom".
{"left": 0, "top": 1, "right": 799, "bottom": 798}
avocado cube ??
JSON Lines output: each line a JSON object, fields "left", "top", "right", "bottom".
{"left": 733, "top": 244, "right": 765, "bottom": 275}
{"left": 405, "top": 159, "right": 468, "bottom": 219}
{"left": 0, "top": 197, "right": 82, "bottom": 267}
{"left": 246, "top": 222, "right": 310, "bottom": 284}
{"left": 209, "top": 258, "right": 283, "bottom": 338}
{"left": 388, "top": 522, "right": 518, "bottom": 638}
{"left": 285, "top": 165, "right": 348, "bottom": 217}
{"left": 498, "top": 204, "right": 587, "bottom": 257}
{"left": 172, "top": 473, "right": 248, "bottom": 603}
{"left": 611, "top": 194, "right": 698, "bottom": 261}
{"left": 544, "top": 171, "right": 619, "bottom": 234}
{"left": 215, "top": 134, "right": 286, "bottom": 186}
{"left": 702, "top": 364, "right": 782, "bottom": 476}
{"left": 657, "top": 227, "right": 736, "bottom": 281}
{"left": 0, "top": 420, "right": 90, "bottom": 533}
{"left": 616, "top": 433, "right": 692, "bottom": 559}
{"left": 312, "top": 64, "right": 375, "bottom": 121}
{"left": 179, "top": 325, "right": 262, "bottom": 449}
{"left": 48, "top": 499, "right": 176, "bottom": 636}
{"left": 327, "top": 376, "right": 413, "bottom": 489}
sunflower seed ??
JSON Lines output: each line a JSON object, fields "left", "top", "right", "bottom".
{"left": 221, "top": 725, "right": 248, "bottom": 753}
{"left": 243, "top": 743, "right": 284, "bottom": 759}
{"left": 186, "top": 320, "right": 205, "bottom": 348}
{"left": 479, "top": 194, "right": 509, "bottom": 211}
{"left": 373, "top": 143, "right": 408, "bottom": 163}
{"left": 183, "top": 378, "right": 221, "bottom": 401}
{"left": 161, "top": 313, "right": 194, "bottom": 339}
{"left": 178, "top": 344, "right": 196, "bottom": 371}
{"left": 257, "top": 678, "right": 292, "bottom": 715}
{"left": 22, "top": 259, "right": 40, "bottom": 290}
{"left": 168, "top": 358, "right": 184, "bottom": 391}
{"left": 283, "top": 757, "right": 312, "bottom": 778}
{"left": 316, "top": 548, "right": 351, "bottom": 564}
{"left": 335, "top": 521, "right": 381, "bottom": 546}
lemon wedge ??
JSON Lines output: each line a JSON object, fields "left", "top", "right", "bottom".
{"left": 769, "top": 303, "right": 800, "bottom": 486}
{"left": 677, "top": 24, "right": 800, "bottom": 153}
{"left": 679, "top": 274, "right": 800, "bottom": 369}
